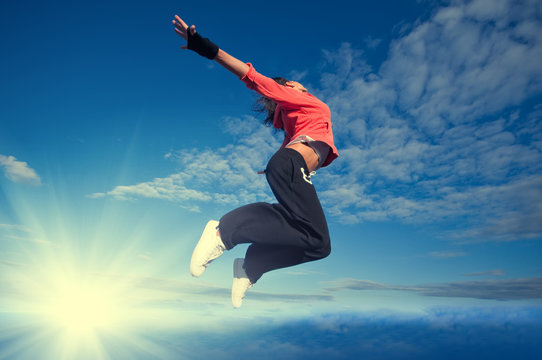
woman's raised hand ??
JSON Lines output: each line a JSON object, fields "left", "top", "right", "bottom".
{"left": 171, "top": 14, "right": 247, "bottom": 75}
{"left": 171, "top": 14, "right": 219, "bottom": 60}
{"left": 172, "top": 14, "right": 196, "bottom": 49}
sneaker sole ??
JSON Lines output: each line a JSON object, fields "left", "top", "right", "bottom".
{"left": 232, "top": 258, "right": 252, "bottom": 308}
{"left": 190, "top": 220, "right": 220, "bottom": 277}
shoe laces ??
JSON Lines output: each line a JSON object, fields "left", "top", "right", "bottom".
{"left": 203, "top": 241, "right": 225, "bottom": 267}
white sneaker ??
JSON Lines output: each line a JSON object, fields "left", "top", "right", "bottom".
{"left": 190, "top": 220, "right": 225, "bottom": 277}
{"left": 232, "top": 258, "right": 253, "bottom": 308}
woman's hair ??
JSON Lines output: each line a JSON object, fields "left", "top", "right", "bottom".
{"left": 254, "top": 77, "right": 289, "bottom": 128}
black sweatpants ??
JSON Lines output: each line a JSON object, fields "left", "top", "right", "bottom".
{"left": 219, "top": 147, "right": 331, "bottom": 284}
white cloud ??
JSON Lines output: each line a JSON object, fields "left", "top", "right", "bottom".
{"left": 463, "top": 269, "right": 505, "bottom": 277}
{"left": 428, "top": 251, "right": 468, "bottom": 259}
{"left": 315, "top": 0, "right": 542, "bottom": 241}
{"left": 0, "top": 259, "right": 25, "bottom": 268}
{"left": 137, "top": 253, "right": 151, "bottom": 261}
{"left": 0, "top": 224, "right": 53, "bottom": 246}
{"left": 0, "top": 155, "right": 41, "bottom": 185}
{"left": 380, "top": 0, "right": 542, "bottom": 134}
{"left": 90, "top": 116, "right": 280, "bottom": 210}
{"left": 5, "top": 235, "right": 54, "bottom": 246}
{"left": 0, "top": 224, "right": 32, "bottom": 232}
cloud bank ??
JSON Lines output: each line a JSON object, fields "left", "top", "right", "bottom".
{"left": 3, "top": 305, "right": 541, "bottom": 359}
{"left": 90, "top": 117, "right": 279, "bottom": 211}
{"left": 162, "top": 308, "right": 542, "bottom": 360}
{"left": 317, "top": 0, "right": 542, "bottom": 241}
{"left": 325, "top": 276, "right": 542, "bottom": 301}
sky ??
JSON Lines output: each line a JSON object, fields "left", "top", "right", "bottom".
{"left": 1, "top": 0, "right": 542, "bottom": 358}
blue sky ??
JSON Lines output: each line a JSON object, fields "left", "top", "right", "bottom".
{"left": 1, "top": 0, "right": 542, "bottom": 358}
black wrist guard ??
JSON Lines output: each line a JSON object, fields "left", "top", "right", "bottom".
{"left": 187, "top": 28, "right": 219, "bottom": 60}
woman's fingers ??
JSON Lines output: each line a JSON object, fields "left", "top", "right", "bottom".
{"left": 174, "top": 27, "right": 185, "bottom": 38}
{"left": 173, "top": 26, "right": 184, "bottom": 35}
{"left": 172, "top": 15, "right": 189, "bottom": 38}
{"left": 172, "top": 14, "right": 197, "bottom": 50}
{"left": 172, "top": 20, "right": 184, "bottom": 32}
{"left": 174, "top": 28, "right": 188, "bottom": 48}
{"left": 174, "top": 14, "right": 188, "bottom": 30}
{"left": 172, "top": 21, "right": 186, "bottom": 35}
{"left": 172, "top": 15, "right": 197, "bottom": 41}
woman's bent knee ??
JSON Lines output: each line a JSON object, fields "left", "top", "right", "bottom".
{"left": 319, "top": 244, "right": 331, "bottom": 259}
{"left": 308, "top": 237, "right": 331, "bottom": 261}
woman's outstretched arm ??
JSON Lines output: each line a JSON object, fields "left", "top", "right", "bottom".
{"left": 214, "top": 50, "right": 250, "bottom": 79}
{"left": 172, "top": 14, "right": 249, "bottom": 78}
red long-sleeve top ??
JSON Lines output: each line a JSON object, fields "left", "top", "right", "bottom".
{"left": 241, "top": 63, "right": 339, "bottom": 168}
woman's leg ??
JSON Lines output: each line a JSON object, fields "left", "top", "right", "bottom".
{"left": 219, "top": 148, "right": 331, "bottom": 283}
{"left": 243, "top": 242, "right": 331, "bottom": 283}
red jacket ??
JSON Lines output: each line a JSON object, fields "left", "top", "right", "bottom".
{"left": 241, "top": 63, "right": 339, "bottom": 168}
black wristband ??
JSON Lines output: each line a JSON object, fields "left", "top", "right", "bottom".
{"left": 186, "top": 27, "right": 219, "bottom": 60}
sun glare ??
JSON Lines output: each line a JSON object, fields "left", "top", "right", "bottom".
{"left": 1, "top": 189, "right": 197, "bottom": 359}
{"left": 0, "top": 252, "right": 195, "bottom": 359}
{"left": 44, "top": 279, "right": 118, "bottom": 334}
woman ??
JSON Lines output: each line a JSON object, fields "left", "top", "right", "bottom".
{"left": 172, "top": 15, "right": 339, "bottom": 308}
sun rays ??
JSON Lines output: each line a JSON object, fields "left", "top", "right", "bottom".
{"left": 41, "top": 274, "right": 120, "bottom": 335}
{"left": 0, "top": 193, "right": 194, "bottom": 360}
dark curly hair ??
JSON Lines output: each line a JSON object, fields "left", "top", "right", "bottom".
{"left": 253, "top": 77, "right": 289, "bottom": 128}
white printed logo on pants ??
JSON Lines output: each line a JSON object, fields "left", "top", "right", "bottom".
{"left": 301, "top": 168, "right": 313, "bottom": 185}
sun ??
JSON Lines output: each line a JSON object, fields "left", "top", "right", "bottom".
{"left": 0, "top": 189, "right": 198, "bottom": 359}
{"left": 0, "top": 247, "right": 198, "bottom": 359}
{"left": 43, "top": 277, "right": 119, "bottom": 335}
{"left": 0, "top": 264, "right": 135, "bottom": 359}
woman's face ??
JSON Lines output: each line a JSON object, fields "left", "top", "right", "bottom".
{"left": 286, "top": 81, "right": 308, "bottom": 93}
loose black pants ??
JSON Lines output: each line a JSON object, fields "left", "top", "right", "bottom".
{"left": 219, "top": 148, "right": 331, "bottom": 284}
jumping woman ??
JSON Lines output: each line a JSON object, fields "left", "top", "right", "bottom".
{"left": 172, "top": 14, "right": 339, "bottom": 308}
